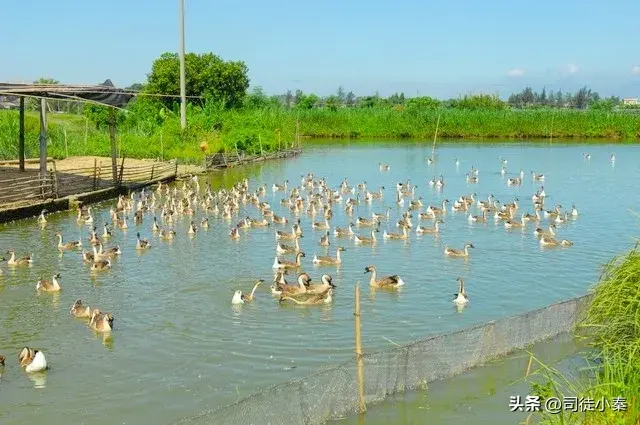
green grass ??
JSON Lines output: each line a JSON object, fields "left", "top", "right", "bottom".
{"left": 1, "top": 107, "right": 639, "bottom": 164}
{"left": 525, "top": 247, "right": 640, "bottom": 425}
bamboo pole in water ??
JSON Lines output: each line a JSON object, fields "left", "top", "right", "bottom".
{"left": 524, "top": 354, "right": 534, "bottom": 425}
{"left": 354, "top": 284, "right": 366, "bottom": 413}
{"left": 431, "top": 113, "right": 441, "bottom": 158}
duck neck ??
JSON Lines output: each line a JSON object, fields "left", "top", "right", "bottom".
{"left": 297, "top": 276, "right": 306, "bottom": 290}
{"left": 249, "top": 282, "right": 261, "bottom": 299}
{"left": 369, "top": 268, "right": 377, "bottom": 286}
{"left": 52, "top": 276, "right": 61, "bottom": 290}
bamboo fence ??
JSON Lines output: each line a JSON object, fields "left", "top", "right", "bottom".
{"left": 0, "top": 159, "right": 177, "bottom": 208}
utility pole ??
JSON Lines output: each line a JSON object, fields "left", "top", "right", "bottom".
{"left": 178, "top": 0, "right": 187, "bottom": 129}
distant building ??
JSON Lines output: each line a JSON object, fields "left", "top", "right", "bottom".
{"left": 623, "top": 97, "right": 639, "bottom": 105}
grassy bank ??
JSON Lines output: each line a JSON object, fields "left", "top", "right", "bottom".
{"left": 528, "top": 247, "right": 640, "bottom": 424}
{"left": 1, "top": 107, "right": 639, "bottom": 164}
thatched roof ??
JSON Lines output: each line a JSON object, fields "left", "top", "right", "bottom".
{"left": 0, "top": 79, "right": 135, "bottom": 107}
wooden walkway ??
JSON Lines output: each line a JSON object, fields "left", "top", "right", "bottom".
{"left": 0, "top": 157, "right": 177, "bottom": 212}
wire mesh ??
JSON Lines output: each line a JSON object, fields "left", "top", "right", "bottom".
{"left": 175, "top": 294, "right": 592, "bottom": 425}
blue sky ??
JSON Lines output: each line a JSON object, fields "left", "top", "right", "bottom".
{"left": 2, "top": 0, "right": 640, "bottom": 98}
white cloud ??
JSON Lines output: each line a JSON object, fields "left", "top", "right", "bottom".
{"left": 507, "top": 68, "right": 525, "bottom": 77}
{"left": 632, "top": 65, "right": 640, "bottom": 75}
{"left": 565, "top": 63, "right": 579, "bottom": 75}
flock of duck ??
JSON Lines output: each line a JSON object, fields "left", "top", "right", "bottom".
{"left": 0, "top": 150, "right": 606, "bottom": 379}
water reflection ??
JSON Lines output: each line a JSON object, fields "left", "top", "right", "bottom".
{"left": 26, "top": 371, "right": 47, "bottom": 389}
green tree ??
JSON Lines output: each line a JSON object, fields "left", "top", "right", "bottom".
{"left": 294, "top": 89, "right": 304, "bottom": 107}
{"left": 244, "top": 86, "right": 270, "bottom": 109}
{"left": 336, "top": 86, "right": 346, "bottom": 104}
{"left": 84, "top": 104, "right": 125, "bottom": 130}
{"left": 388, "top": 92, "right": 406, "bottom": 105}
{"left": 284, "top": 90, "right": 293, "bottom": 108}
{"left": 572, "top": 86, "right": 591, "bottom": 109}
{"left": 406, "top": 96, "right": 441, "bottom": 111}
{"left": 296, "top": 93, "right": 319, "bottom": 109}
{"left": 345, "top": 91, "right": 356, "bottom": 107}
{"left": 145, "top": 52, "right": 249, "bottom": 109}
{"left": 126, "top": 83, "right": 144, "bottom": 91}
{"left": 325, "top": 95, "right": 340, "bottom": 111}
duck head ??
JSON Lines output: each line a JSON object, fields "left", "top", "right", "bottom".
{"left": 322, "top": 274, "right": 336, "bottom": 288}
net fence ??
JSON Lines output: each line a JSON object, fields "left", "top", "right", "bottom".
{"left": 176, "top": 294, "right": 593, "bottom": 425}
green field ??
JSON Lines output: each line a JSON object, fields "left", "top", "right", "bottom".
{"left": 1, "top": 107, "right": 639, "bottom": 163}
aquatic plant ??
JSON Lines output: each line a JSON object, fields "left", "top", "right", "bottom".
{"left": 525, "top": 246, "right": 640, "bottom": 424}
{"left": 1, "top": 106, "right": 639, "bottom": 164}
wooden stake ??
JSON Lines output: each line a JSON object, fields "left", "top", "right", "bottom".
{"left": 259, "top": 135, "right": 264, "bottom": 156}
{"left": 160, "top": 131, "right": 164, "bottom": 161}
{"left": 64, "top": 126, "right": 68, "bottom": 158}
{"left": 118, "top": 156, "right": 126, "bottom": 184}
{"left": 39, "top": 98, "right": 48, "bottom": 181}
{"left": 93, "top": 158, "right": 98, "bottom": 190}
{"left": 84, "top": 116, "right": 88, "bottom": 146}
{"left": 431, "top": 113, "right": 441, "bottom": 157}
{"left": 97, "top": 162, "right": 102, "bottom": 190}
{"left": 18, "top": 97, "right": 25, "bottom": 171}
{"left": 51, "top": 160, "right": 58, "bottom": 198}
{"left": 109, "top": 109, "right": 118, "bottom": 183}
{"left": 354, "top": 284, "right": 366, "bottom": 413}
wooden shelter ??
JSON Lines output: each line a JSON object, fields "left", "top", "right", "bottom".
{"left": 0, "top": 80, "right": 135, "bottom": 181}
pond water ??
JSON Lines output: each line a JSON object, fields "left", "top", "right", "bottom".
{"left": 0, "top": 140, "right": 637, "bottom": 425}
{"left": 333, "top": 333, "right": 586, "bottom": 425}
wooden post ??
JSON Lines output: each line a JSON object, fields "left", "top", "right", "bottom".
{"left": 18, "top": 97, "right": 25, "bottom": 171}
{"left": 295, "top": 118, "right": 300, "bottom": 149}
{"left": 96, "top": 162, "right": 102, "bottom": 190}
{"left": 150, "top": 164, "right": 155, "bottom": 180}
{"left": 84, "top": 116, "right": 88, "bottom": 146}
{"left": 109, "top": 109, "right": 118, "bottom": 183}
{"left": 354, "top": 284, "right": 366, "bottom": 413}
{"left": 259, "top": 135, "right": 264, "bottom": 156}
{"left": 118, "top": 156, "right": 125, "bottom": 184}
{"left": 174, "top": 160, "right": 178, "bottom": 177}
{"left": 93, "top": 158, "right": 98, "bottom": 190}
{"left": 39, "top": 98, "right": 48, "bottom": 181}
{"left": 51, "top": 160, "right": 58, "bottom": 198}
{"left": 64, "top": 126, "right": 68, "bottom": 158}
{"left": 160, "top": 131, "right": 164, "bottom": 161}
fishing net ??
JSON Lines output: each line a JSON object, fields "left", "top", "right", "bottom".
{"left": 175, "top": 294, "right": 592, "bottom": 425}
